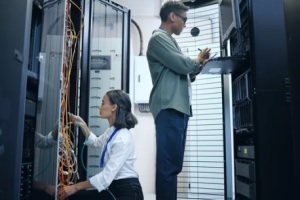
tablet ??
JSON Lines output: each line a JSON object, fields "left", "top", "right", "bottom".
{"left": 201, "top": 56, "right": 245, "bottom": 74}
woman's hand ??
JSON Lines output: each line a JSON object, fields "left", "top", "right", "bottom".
{"left": 68, "top": 113, "right": 91, "bottom": 137}
{"left": 61, "top": 184, "right": 77, "bottom": 198}
{"left": 68, "top": 113, "right": 84, "bottom": 125}
{"left": 60, "top": 181, "right": 93, "bottom": 198}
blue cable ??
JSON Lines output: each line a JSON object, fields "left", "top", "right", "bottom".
{"left": 80, "top": 138, "right": 93, "bottom": 177}
{"left": 106, "top": 188, "right": 116, "bottom": 200}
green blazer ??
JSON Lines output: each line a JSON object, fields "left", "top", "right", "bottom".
{"left": 146, "top": 29, "right": 201, "bottom": 119}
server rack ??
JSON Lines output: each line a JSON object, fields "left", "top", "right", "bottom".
{"left": 77, "top": 0, "right": 131, "bottom": 180}
{"left": 0, "top": 0, "right": 36, "bottom": 199}
{"left": 20, "top": 3, "right": 44, "bottom": 198}
{"left": 0, "top": 0, "right": 74, "bottom": 199}
{"left": 226, "top": 0, "right": 297, "bottom": 199}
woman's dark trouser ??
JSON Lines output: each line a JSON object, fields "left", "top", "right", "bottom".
{"left": 155, "top": 109, "right": 189, "bottom": 200}
{"left": 69, "top": 178, "right": 144, "bottom": 200}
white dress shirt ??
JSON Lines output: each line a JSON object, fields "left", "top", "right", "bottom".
{"left": 85, "top": 126, "right": 139, "bottom": 192}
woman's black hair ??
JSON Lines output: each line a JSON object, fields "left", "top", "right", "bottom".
{"left": 106, "top": 90, "right": 138, "bottom": 129}
{"left": 159, "top": 0, "right": 189, "bottom": 22}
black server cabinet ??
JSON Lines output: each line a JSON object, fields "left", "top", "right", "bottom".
{"left": 0, "top": 0, "right": 35, "bottom": 199}
{"left": 283, "top": 0, "right": 300, "bottom": 192}
{"left": 77, "top": 0, "right": 131, "bottom": 180}
{"left": 0, "top": 0, "right": 62, "bottom": 199}
{"left": 228, "top": 0, "right": 298, "bottom": 199}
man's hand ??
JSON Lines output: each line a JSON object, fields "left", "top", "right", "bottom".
{"left": 198, "top": 47, "right": 211, "bottom": 64}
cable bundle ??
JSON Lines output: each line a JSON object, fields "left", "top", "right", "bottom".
{"left": 58, "top": 0, "right": 84, "bottom": 199}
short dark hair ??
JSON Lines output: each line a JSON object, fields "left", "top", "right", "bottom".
{"left": 159, "top": 0, "right": 189, "bottom": 22}
{"left": 106, "top": 90, "right": 138, "bottom": 129}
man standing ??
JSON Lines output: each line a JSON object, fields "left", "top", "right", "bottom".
{"left": 146, "top": 1, "right": 210, "bottom": 199}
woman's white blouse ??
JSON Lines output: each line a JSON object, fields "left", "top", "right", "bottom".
{"left": 85, "top": 126, "right": 139, "bottom": 192}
